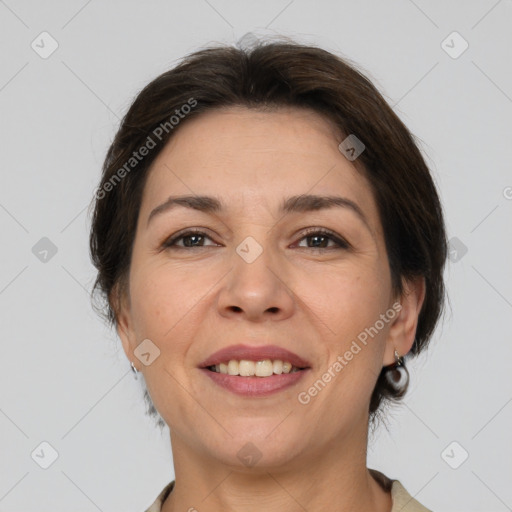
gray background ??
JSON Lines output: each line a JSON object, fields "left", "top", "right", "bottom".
{"left": 1, "top": 1, "right": 511, "bottom": 511}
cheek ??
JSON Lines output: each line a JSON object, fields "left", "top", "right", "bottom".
{"left": 128, "top": 261, "right": 200, "bottom": 342}
{"left": 299, "top": 263, "right": 391, "bottom": 338}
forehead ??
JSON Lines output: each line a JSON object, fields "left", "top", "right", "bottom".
{"left": 140, "top": 106, "right": 379, "bottom": 227}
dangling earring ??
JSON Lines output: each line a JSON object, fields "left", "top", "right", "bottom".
{"left": 384, "top": 349, "right": 408, "bottom": 388}
{"left": 131, "top": 361, "right": 139, "bottom": 380}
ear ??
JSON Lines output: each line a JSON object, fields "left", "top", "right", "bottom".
{"left": 383, "top": 276, "right": 426, "bottom": 366}
{"left": 110, "top": 282, "right": 139, "bottom": 371}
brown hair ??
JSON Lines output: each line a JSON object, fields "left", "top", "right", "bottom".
{"left": 89, "top": 39, "right": 447, "bottom": 427}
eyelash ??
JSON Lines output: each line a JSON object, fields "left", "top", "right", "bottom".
{"left": 162, "top": 227, "right": 350, "bottom": 251}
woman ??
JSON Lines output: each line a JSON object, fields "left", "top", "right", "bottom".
{"left": 89, "top": 39, "right": 447, "bottom": 512}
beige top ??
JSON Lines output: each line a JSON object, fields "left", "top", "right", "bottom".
{"left": 144, "top": 468, "right": 432, "bottom": 511}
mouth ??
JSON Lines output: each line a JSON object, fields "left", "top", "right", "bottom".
{"left": 206, "top": 359, "right": 304, "bottom": 377}
{"left": 199, "top": 344, "right": 311, "bottom": 397}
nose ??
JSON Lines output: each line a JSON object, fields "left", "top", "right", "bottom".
{"left": 216, "top": 241, "right": 295, "bottom": 322}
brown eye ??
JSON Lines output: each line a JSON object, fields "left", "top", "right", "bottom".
{"left": 161, "top": 228, "right": 349, "bottom": 251}
{"left": 163, "top": 230, "right": 217, "bottom": 249}
{"left": 296, "top": 228, "right": 350, "bottom": 250}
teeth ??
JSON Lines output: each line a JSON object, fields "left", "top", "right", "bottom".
{"left": 239, "top": 360, "right": 255, "bottom": 377}
{"left": 282, "top": 361, "right": 292, "bottom": 373}
{"left": 273, "top": 360, "right": 283, "bottom": 374}
{"left": 227, "top": 360, "right": 239, "bottom": 375}
{"left": 210, "top": 359, "right": 301, "bottom": 377}
{"left": 255, "top": 360, "right": 273, "bottom": 377}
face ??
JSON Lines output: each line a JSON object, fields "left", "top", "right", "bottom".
{"left": 116, "top": 106, "right": 422, "bottom": 469}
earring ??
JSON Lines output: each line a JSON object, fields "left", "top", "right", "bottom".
{"left": 392, "top": 349, "right": 404, "bottom": 368}
{"left": 384, "top": 349, "right": 408, "bottom": 388}
{"left": 131, "top": 361, "right": 139, "bottom": 380}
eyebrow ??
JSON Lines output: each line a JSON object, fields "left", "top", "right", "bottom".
{"left": 146, "top": 194, "right": 371, "bottom": 231}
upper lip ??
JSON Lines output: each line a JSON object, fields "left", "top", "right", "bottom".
{"left": 199, "top": 344, "right": 311, "bottom": 369}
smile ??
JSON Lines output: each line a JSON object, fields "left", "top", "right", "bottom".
{"left": 207, "top": 359, "right": 302, "bottom": 377}
{"left": 202, "top": 363, "right": 309, "bottom": 397}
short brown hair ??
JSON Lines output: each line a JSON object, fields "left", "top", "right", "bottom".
{"left": 89, "top": 40, "right": 447, "bottom": 425}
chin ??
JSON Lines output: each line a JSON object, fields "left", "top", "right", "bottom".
{"left": 207, "top": 429, "right": 304, "bottom": 470}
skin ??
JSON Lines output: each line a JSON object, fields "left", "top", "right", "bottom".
{"left": 114, "top": 106, "right": 425, "bottom": 512}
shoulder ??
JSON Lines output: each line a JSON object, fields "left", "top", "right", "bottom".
{"left": 144, "top": 480, "right": 175, "bottom": 512}
{"left": 145, "top": 473, "right": 433, "bottom": 512}
{"left": 369, "top": 468, "right": 432, "bottom": 512}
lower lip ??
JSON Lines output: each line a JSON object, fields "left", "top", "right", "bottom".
{"left": 200, "top": 368, "right": 309, "bottom": 397}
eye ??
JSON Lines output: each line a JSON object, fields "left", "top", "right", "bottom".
{"left": 295, "top": 228, "right": 350, "bottom": 250}
{"left": 162, "top": 229, "right": 218, "bottom": 249}
{"left": 161, "top": 227, "right": 350, "bottom": 251}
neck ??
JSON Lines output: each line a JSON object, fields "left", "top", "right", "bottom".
{"left": 161, "top": 424, "right": 392, "bottom": 512}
